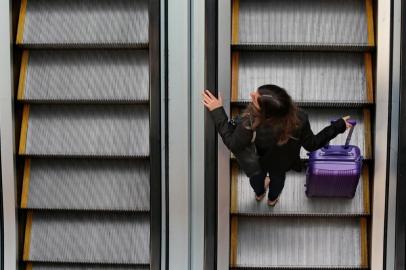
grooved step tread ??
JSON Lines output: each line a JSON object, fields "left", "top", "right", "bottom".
{"left": 21, "top": 159, "right": 150, "bottom": 211}
{"left": 19, "top": 105, "right": 150, "bottom": 157}
{"left": 231, "top": 163, "right": 370, "bottom": 216}
{"left": 23, "top": 212, "right": 150, "bottom": 264}
{"left": 230, "top": 216, "right": 368, "bottom": 268}
{"left": 232, "top": 0, "right": 374, "bottom": 47}
{"left": 18, "top": 50, "right": 149, "bottom": 103}
{"left": 17, "top": 0, "right": 149, "bottom": 46}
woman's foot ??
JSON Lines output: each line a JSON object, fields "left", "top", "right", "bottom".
{"left": 255, "top": 177, "right": 271, "bottom": 201}
{"left": 267, "top": 197, "right": 279, "bottom": 207}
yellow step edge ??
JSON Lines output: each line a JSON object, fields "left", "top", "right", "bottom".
{"left": 364, "top": 53, "right": 374, "bottom": 103}
{"left": 362, "top": 164, "right": 370, "bottom": 215}
{"left": 23, "top": 211, "right": 33, "bottom": 261}
{"left": 230, "top": 161, "right": 239, "bottom": 213}
{"left": 19, "top": 104, "right": 30, "bottom": 155}
{"left": 26, "top": 263, "right": 33, "bottom": 270}
{"left": 230, "top": 216, "right": 238, "bottom": 267}
{"left": 231, "top": 0, "right": 240, "bottom": 44}
{"left": 360, "top": 217, "right": 368, "bottom": 268}
{"left": 16, "top": 0, "right": 27, "bottom": 44}
{"left": 21, "top": 159, "right": 31, "bottom": 208}
{"left": 231, "top": 52, "right": 240, "bottom": 102}
{"left": 363, "top": 109, "right": 372, "bottom": 159}
{"left": 365, "top": 0, "right": 375, "bottom": 46}
{"left": 17, "top": 50, "right": 30, "bottom": 100}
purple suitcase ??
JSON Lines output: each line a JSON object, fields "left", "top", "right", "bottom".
{"left": 305, "top": 119, "right": 362, "bottom": 198}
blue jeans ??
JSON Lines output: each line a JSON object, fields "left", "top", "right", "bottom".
{"left": 249, "top": 170, "right": 286, "bottom": 201}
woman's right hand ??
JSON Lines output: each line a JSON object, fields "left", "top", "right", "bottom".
{"left": 342, "top": 116, "right": 353, "bottom": 129}
{"left": 202, "top": 90, "right": 223, "bottom": 111}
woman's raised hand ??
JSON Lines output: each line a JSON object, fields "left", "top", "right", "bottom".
{"left": 342, "top": 116, "right": 353, "bottom": 129}
{"left": 202, "top": 90, "right": 223, "bottom": 111}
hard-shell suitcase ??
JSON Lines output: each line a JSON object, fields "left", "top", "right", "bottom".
{"left": 305, "top": 119, "right": 362, "bottom": 198}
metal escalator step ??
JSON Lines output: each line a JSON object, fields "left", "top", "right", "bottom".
{"left": 19, "top": 105, "right": 149, "bottom": 157}
{"left": 18, "top": 50, "right": 149, "bottom": 103}
{"left": 301, "top": 109, "right": 371, "bottom": 159}
{"left": 21, "top": 159, "right": 149, "bottom": 211}
{"left": 232, "top": 0, "right": 374, "bottom": 48}
{"left": 17, "top": 0, "right": 148, "bottom": 47}
{"left": 231, "top": 52, "right": 374, "bottom": 105}
{"left": 28, "top": 263, "right": 148, "bottom": 269}
{"left": 230, "top": 216, "right": 368, "bottom": 268}
{"left": 23, "top": 212, "right": 150, "bottom": 264}
{"left": 230, "top": 163, "right": 370, "bottom": 216}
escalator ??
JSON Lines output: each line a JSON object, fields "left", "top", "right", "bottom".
{"left": 15, "top": 0, "right": 160, "bottom": 269}
{"left": 228, "top": 0, "right": 374, "bottom": 268}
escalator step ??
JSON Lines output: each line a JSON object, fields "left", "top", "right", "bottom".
{"left": 17, "top": 0, "right": 148, "bottom": 47}
{"left": 231, "top": 163, "right": 370, "bottom": 216}
{"left": 19, "top": 104, "right": 149, "bottom": 157}
{"left": 231, "top": 52, "right": 373, "bottom": 104}
{"left": 23, "top": 212, "right": 150, "bottom": 264}
{"left": 21, "top": 159, "right": 149, "bottom": 211}
{"left": 230, "top": 216, "right": 368, "bottom": 268}
{"left": 18, "top": 50, "right": 149, "bottom": 103}
{"left": 27, "top": 263, "right": 149, "bottom": 270}
{"left": 232, "top": 0, "right": 374, "bottom": 49}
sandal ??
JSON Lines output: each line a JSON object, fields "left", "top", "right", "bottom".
{"left": 267, "top": 197, "right": 279, "bottom": 207}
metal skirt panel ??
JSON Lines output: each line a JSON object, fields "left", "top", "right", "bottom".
{"left": 27, "top": 212, "right": 150, "bottom": 263}
{"left": 233, "top": 169, "right": 367, "bottom": 216}
{"left": 238, "top": 0, "right": 367, "bottom": 45}
{"left": 23, "top": 50, "right": 149, "bottom": 102}
{"left": 235, "top": 217, "right": 362, "bottom": 267}
{"left": 25, "top": 159, "right": 150, "bottom": 211}
{"left": 22, "top": 0, "right": 149, "bottom": 45}
{"left": 237, "top": 52, "right": 367, "bottom": 103}
{"left": 25, "top": 105, "right": 149, "bottom": 157}
{"left": 301, "top": 109, "right": 366, "bottom": 159}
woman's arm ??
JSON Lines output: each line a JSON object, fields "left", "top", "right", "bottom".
{"left": 210, "top": 107, "right": 253, "bottom": 152}
{"left": 300, "top": 114, "right": 348, "bottom": 152}
{"left": 202, "top": 90, "right": 252, "bottom": 153}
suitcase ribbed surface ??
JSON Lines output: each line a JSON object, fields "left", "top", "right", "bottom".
{"left": 16, "top": 0, "right": 155, "bottom": 268}
{"left": 229, "top": 0, "right": 373, "bottom": 268}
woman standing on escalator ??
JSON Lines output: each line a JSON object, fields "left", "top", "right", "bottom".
{"left": 202, "top": 84, "right": 352, "bottom": 206}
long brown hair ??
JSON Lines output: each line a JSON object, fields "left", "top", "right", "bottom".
{"left": 244, "top": 84, "right": 300, "bottom": 145}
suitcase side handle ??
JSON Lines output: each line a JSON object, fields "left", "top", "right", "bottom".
{"left": 325, "top": 119, "right": 357, "bottom": 149}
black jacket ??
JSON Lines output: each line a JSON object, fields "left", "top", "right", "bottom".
{"left": 210, "top": 107, "right": 347, "bottom": 172}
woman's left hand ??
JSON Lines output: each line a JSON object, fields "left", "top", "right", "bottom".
{"left": 202, "top": 90, "right": 223, "bottom": 111}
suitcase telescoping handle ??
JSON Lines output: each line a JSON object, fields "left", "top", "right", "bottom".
{"left": 324, "top": 119, "right": 357, "bottom": 149}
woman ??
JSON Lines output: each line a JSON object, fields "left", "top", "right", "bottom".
{"left": 202, "top": 84, "right": 352, "bottom": 206}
